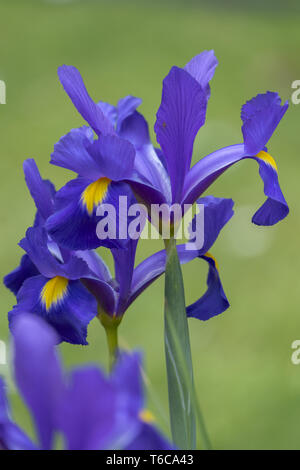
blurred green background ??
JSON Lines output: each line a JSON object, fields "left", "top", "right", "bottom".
{"left": 0, "top": 0, "right": 299, "bottom": 450}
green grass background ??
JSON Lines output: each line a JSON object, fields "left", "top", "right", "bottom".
{"left": 0, "top": 0, "right": 299, "bottom": 450}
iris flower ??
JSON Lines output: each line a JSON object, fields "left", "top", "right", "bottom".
{"left": 7, "top": 226, "right": 98, "bottom": 345}
{"left": 4, "top": 159, "right": 102, "bottom": 345}
{"left": 5, "top": 156, "right": 232, "bottom": 349}
{"left": 46, "top": 84, "right": 158, "bottom": 251}
{"left": 0, "top": 314, "right": 172, "bottom": 450}
{"left": 47, "top": 50, "right": 288, "bottom": 254}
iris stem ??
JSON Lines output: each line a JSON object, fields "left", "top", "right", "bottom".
{"left": 105, "top": 324, "right": 119, "bottom": 372}
{"left": 98, "top": 309, "right": 121, "bottom": 372}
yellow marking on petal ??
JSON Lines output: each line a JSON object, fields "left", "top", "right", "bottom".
{"left": 81, "top": 177, "right": 111, "bottom": 215}
{"left": 256, "top": 150, "right": 278, "bottom": 171}
{"left": 205, "top": 252, "right": 219, "bottom": 271}
{"left": 41, "top": 276, "right": 68, "bottom": 311}
{"left": 139, "top": 409, "right": 155, "bottom": 424}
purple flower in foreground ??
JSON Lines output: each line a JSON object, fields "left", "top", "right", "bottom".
{"left": 0, "top": 314, "right": 173, "bottom": 450}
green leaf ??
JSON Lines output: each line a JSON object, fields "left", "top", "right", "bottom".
{"left": 164, "top": 237, "right": 196, "bottom": 449}
{"left": 164, "top": 237, "right": 211, "bottom": 450}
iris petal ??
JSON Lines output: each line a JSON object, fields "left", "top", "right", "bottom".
{"left": 47, "top": 177, "right": 133, "bottom": 251}
{"left": 56, "top": 367, "right": 118, "bottom": 450}
{"left": 184, "top": 49, "right": 218, "bottom": 99}
{"left": 0, "top": 377, "right": 37, "bottom": 450}
{"left": 9, "top": 275, "right": 97, "bottom": 345}
{"left": 155, "top": 66, "right": 207, "bottom": 203}
{"left": 23, "top": 159, "right": 55, "bottom": 221}
{"left": 19, "top": 227, "right": 91, "bottom": 279}
{"left": 128, "top": 244, "right": 202, "bottom": 310}
{"left": 50, "top": 126, "right": 102, "bottom": 178}
{"left": 111, "top": 239, "right": 139, "bottom": 315}
{"left": 129, "top": 196, "right": 233, "bottom": 310}
{"left": 241, "top": 91, "right": 288, "bottom": 155}
{"left": 88, "top": 135, "right": 135, "bottom": 181}
{"left": 116, "top": 95, "right": 142, "bottom": 133}
{"left": 119, "top": 110, "right": 171, "bottom": 202}
{"left": 57, "top": 65, "right": 115, "bottom": 136}
{"left": 12, "top": 315, "right": 64, "bottom": 449}
{"left": 183, "top": 92, "right": 289, "bottom": 226}
{"left": 125, "top": 422, "right": 174, "bottom": 450}
{"left": 187, "top": 253, "right": 229, "bottom": 321}
{"left": 183, "top": 143, "right": 289, "bottom": 226}
{"left": 3, "top": 254, "right": 39, "bottom": 296}
{"left": 188, "top": 196, "right": 234, "bottom": 253}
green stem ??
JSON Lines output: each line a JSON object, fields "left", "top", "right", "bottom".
{"left": 98, "top": 309, "right": 122, "bottom": 372}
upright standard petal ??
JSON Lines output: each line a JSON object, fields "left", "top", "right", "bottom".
{"left": 23, "top": 159, "right": 55, "bottom": 221}
{"left": 116, "top": 95, "right": 142, "bottom": 133}
{"left": 58, "top": 65, "right": 115, "bottom": 136}
{"left": 111, "top": 239, "right": 139, "bottom": 316}
{"left": 97, "top": 101, "right": 117, "bottom": 126}
{"left": 12, "top": 314, "right": 65, "bottom": 449}
{"left": 119, "top": 110, "right": 171, "bottom": 202}
{"left": 155, "top": 66, "right": 207, "bottom": 202}
{"left": 184, "top": 50, "right": 218, "bottom": 99}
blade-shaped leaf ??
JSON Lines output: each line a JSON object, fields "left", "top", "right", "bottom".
{"left": 164, "top": 237, "right": 211, "bottom": 450}
{"left": 164, "top": 237, "right": 196, "bottom": 449}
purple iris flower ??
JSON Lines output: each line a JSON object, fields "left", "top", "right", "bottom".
{"left": 4, "top": 159, "right": 100, "bottom": 345}
{"left": 0, "top": 314, "right": 173, "bottom": 450}
{"left": 8, "top": 226, "right": 98, "bottom": 345}
{"left": 5, "top": 156, "right": 232, "bottom": 350}
{"left": 37, "top": 63, "right": 235, "bottom": 323}
{"left": 150, "top": 51, "right": 289, "bottom": 225}
{"left": 83, "top": 195, "right": 233, "bottom": 322}
{"left": 47, "top": 50, "right": 288, "bottom": 252}
{"left": 45, "top": 65, "right": 173, "bottom": 251}
{"left": 46, "top": 71, "right": 156, "bottom": 251}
